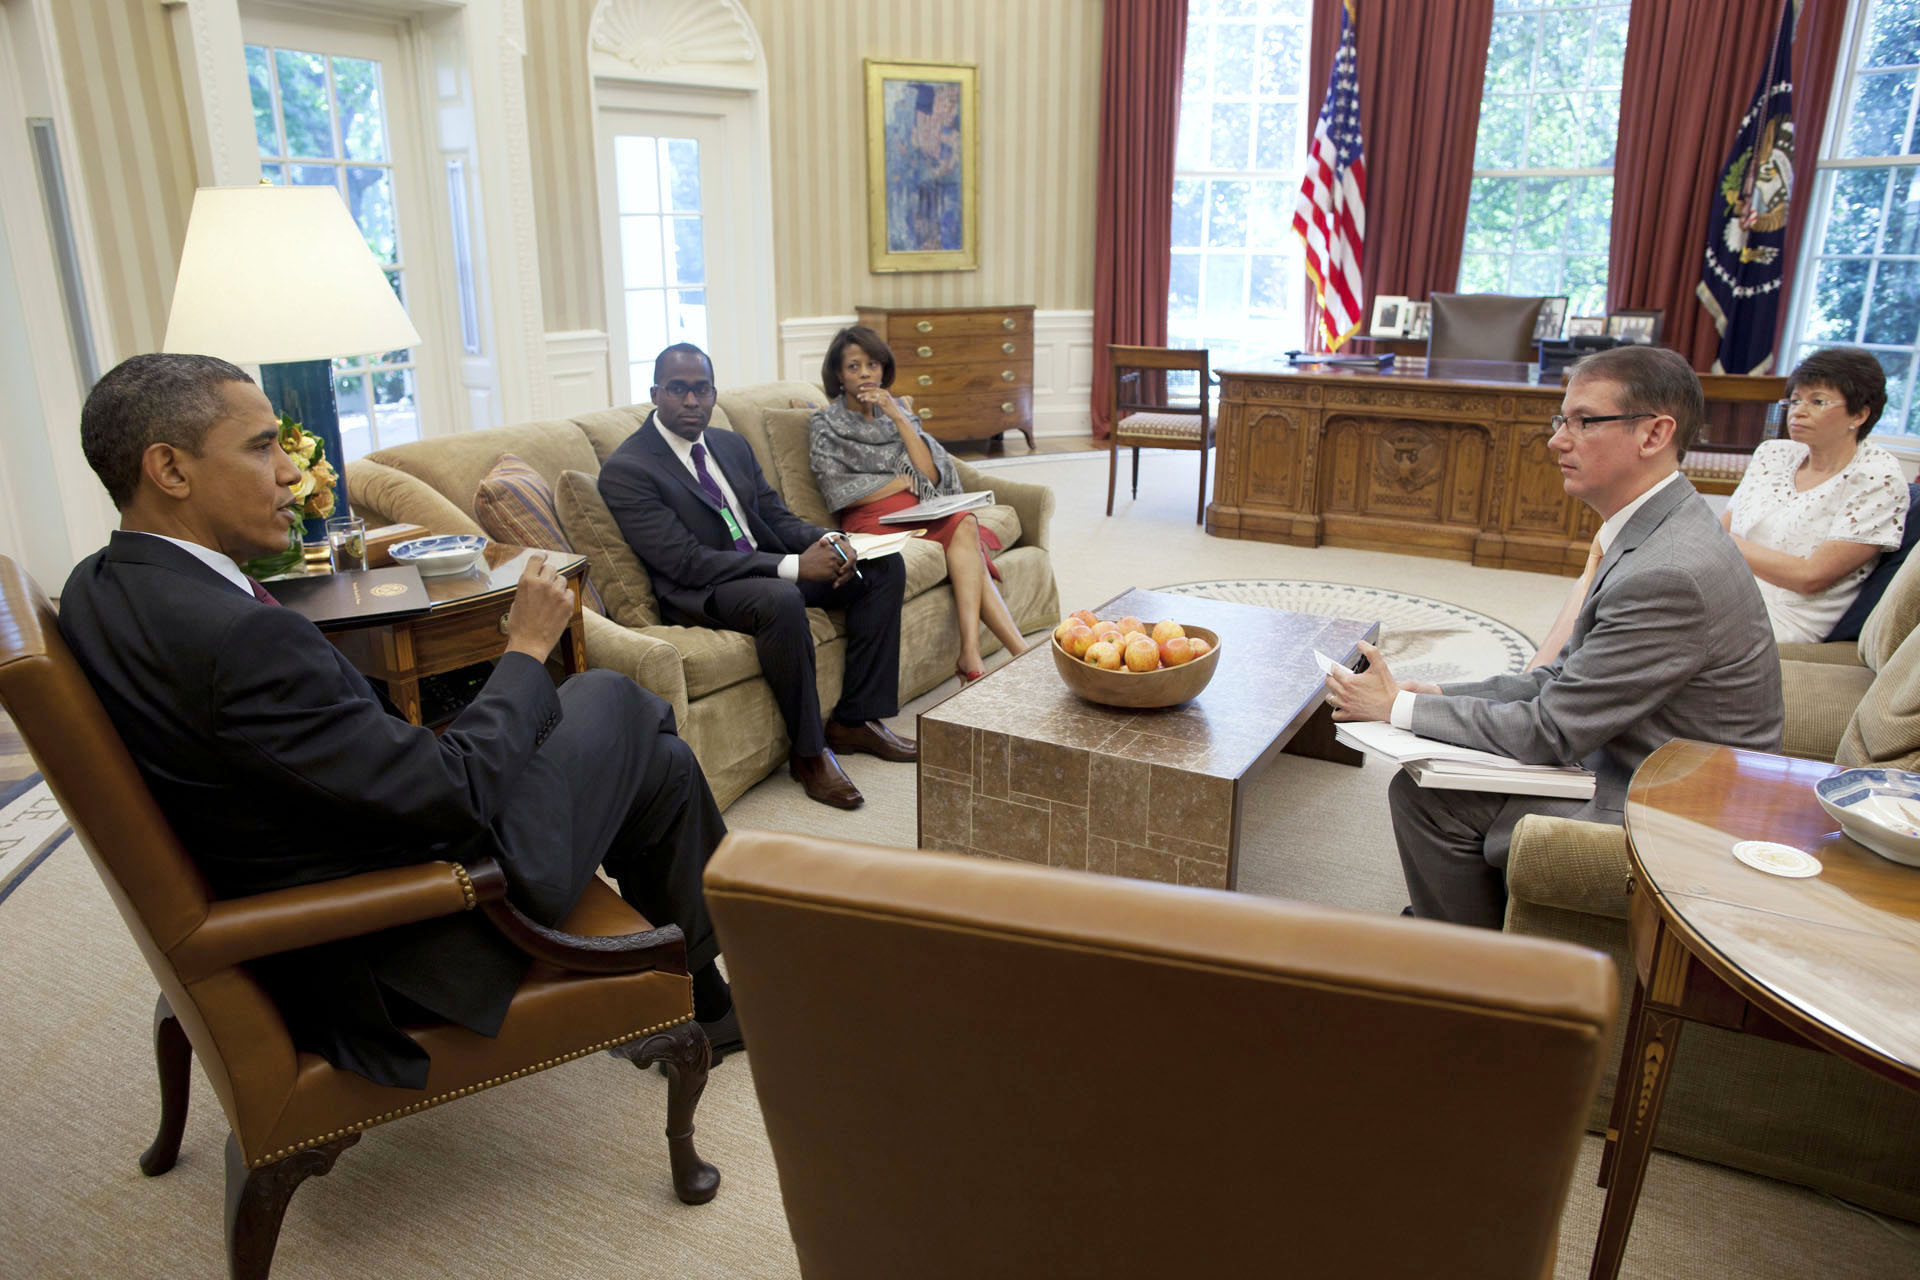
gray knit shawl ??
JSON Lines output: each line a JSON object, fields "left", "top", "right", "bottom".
{"left": 807, "top": 398, "right": 962, "bottom": 513}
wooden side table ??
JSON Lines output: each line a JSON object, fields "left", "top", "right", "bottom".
{"left": 324, "top": 545, "right": 589, "bottom": 725}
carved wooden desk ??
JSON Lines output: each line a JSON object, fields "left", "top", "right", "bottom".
{"left": 1591, "top": 740, "right": 1920, "bottom": 1279}
{"left": 1206, "top": 359, "right": 1783, "bottom": 576}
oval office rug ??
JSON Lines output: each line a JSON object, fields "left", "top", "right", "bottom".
{"left": 0, "top": 775, "right": 72, "bottom": 906}
{"left": 1153, "top": 579, "right": 1535, "bottom": 685}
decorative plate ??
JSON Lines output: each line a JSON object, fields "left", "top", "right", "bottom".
{"left": 1815, "top": 768, "right": 1920, "bottom": 868}
{"left": 389, "top": 534, "right": 488, "bottom": 578}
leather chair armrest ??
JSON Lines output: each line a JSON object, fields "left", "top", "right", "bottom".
{"left": 1504, "top": 815, "right": 1632, "bottom": 921}
{"left": 169, "top": 860, "right": 477, "bottom": 981}
{"left": 955, "top": 459, "right": 1054, "bottom": 551}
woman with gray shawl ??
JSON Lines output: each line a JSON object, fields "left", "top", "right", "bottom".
{"left": 809, "top": 326, "right": 1030, "bottom": 682}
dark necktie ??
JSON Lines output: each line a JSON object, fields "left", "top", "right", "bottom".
{"left": 247, "top": 578, "right": 281, "bottom": 606}
{"left": 691, "top": 441, "right": 754, "bottom": 553}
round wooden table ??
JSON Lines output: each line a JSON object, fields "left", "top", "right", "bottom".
{"left": 1590, "top": 739, "right": 1920, "bottom": 1279}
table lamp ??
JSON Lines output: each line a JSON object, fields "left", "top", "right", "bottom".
{"left": 162, "top": 184, "right": 421, "bottom": 538}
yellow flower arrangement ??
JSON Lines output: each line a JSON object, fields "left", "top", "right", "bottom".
{"left": 242, "top": 414, "right": 341, "bottom": 579}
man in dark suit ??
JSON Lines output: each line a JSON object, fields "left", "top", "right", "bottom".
{"left": 599, "top": 343, "right": 916, "bottom": 810}
{"left": 59, "top": 353, "right": 739, "bottom": 1089}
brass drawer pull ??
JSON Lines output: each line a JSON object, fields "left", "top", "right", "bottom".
{"left": 916, "top": 320, "right": 934, "bottom": 333}
{"left": 917, "top": 345, "right": 933, "bottom": 358}
{"left": 917, "top": 375, "right": 932, "bottom": 387}
{"left": 1001, "top": 317, "right": 1015, "bottom": 330}
{"left": 1000, "top": 401, "right": 1014, "bottom": 413}
{"left": 1002, "top": 342, "right": 1015, "bottom": 354}
{"left": 920, "top": 406, "right": 935, "bottom": 418}
{"left": 1000, "top": 370, "right": 1015, "bottom": 382}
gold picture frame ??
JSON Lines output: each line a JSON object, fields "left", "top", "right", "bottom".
{"left": 864, "top": 59, "right": 979, "bottom": 273}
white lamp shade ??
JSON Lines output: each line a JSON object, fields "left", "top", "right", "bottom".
{"left": 163, "top": 184, "right": 421, "bottom": 364}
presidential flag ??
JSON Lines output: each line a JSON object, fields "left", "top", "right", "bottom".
{"left": 1293, "top": 0, "right": 1367, "bottom": 351}
{"left": 1697, "top": 1, "right": 1796, "bottom": 375}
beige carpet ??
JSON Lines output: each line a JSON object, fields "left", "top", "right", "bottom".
{"left": 3, "top": 450, "right": 1916, "bottom": 1278}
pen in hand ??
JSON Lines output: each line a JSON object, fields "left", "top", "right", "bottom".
{"left": 828, "top": 532, "right": 864, "bottom": 583}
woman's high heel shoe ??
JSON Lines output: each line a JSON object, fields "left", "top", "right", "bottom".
{"left": 956, "top": 660, "right": 986, "bottom": 684}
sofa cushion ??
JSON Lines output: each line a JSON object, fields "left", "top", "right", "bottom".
{"left": 473, "top": 454, "right": 605, "bottom": 614}
{"left": 1839, "top": 623, "right": 1920, "bottom": 771}
{"left": 1780, "top": 658, "right": 1875, "bottom": 762}
{"left": 763, "top": 407, "right": 835, "bottom": 528}
{"left": 555, "top": 470, "right": 658, "bottom": 628}
{"left": 1859, "top": 542, "right": 1920, "bottom": 672}
{"left": 367, "top": 421, "right": 600, "bottom": 522}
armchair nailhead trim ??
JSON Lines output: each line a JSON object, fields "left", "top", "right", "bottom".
{"left": 247, "top": 1012, "right": 694, "bottom": 1168}
{"left": 451, "top": 864, "right": 476, "bottom": 910}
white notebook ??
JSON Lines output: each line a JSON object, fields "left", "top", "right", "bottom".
{"left": 1334, "top": 720, "right": 1596, "bottom": 800}
{"left": 875, "top": 490, "right": 993, "bottom": 524}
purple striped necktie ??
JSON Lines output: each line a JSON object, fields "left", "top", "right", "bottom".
{"left": 247, "top": 578, "right": 281, "bottom": 605}
{"left": 691, "top": 441, "right": 754, "bottom": 553}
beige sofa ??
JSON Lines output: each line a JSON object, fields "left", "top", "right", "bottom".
{"left": 345, "top": 380, "right": 1061, "bottom": 808}
{"left": 1504, "top": 551, "right": 1920, "bottom": 1219}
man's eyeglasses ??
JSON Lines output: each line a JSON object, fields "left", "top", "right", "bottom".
{"left": 1779, "top": 396, "right": 1842, "bottom": 413}
{"left": 1549, "top": 412, "right": 1654, "bottom": 437}
{"left": 661, "top": 380, "right": 715, "bottom": 400}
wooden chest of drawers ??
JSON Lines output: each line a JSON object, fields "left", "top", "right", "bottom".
{"left": 855, "top": 304, "right": 1035, "bottom": 446}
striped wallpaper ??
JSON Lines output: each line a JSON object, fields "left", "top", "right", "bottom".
{"left": 524, "top": 0, "right": 1104, "bottom": 332}
{"left": 46, "top": 0, "right": 198, "bottom": 363}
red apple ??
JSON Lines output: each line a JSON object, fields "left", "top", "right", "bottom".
{"left": 1124, "top": 637, "right": 1159, "bottom": 672}
{"left": 1063, "top": 624, "right": 1096, "bottom": 658}
{"left": 1159, "top": 636, "right": 1193, "bottom": 666}
{"left": 1151, "top": 619, "right": 1185, "bottom": 645}
{"left": 1086, "top": 640, "right": 1123, "bottom": 670}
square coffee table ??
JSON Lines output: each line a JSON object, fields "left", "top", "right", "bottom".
{"left": 916, "top": 586, "right": 1377, "bottom": 889}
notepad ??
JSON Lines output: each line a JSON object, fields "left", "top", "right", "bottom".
{"left": 875, "top": 491, "right": 994, "bottom": 523}
{"left": 1333, "top": 720, "right": 1596, "bottom": 800}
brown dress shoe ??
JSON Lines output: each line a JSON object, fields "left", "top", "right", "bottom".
{"left": 789, "top": 748, "right": 863, "bottom": 809}
{"left": 824, "top": 718, "right": 918, "bottom": 763}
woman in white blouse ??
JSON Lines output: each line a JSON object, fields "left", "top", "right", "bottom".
{"left": 1722, "top": 347, "right": 1909, "bottom": 644}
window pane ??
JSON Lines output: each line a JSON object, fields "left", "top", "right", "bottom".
{"left": 669, "top": 217, "right": 705, "bottom": 286}
{"left": 332, "top": 57, "right": 388, "bottom": 163}
{"left": 626, "top": 292, "right": 668, "bottom": 363}
{"left": 1210, "top": 102, "right": 1252, "bottom": 169}
{"left": 615, "top": 136, "right": 660, "bottom": 213}
{"left": 1463, "top": 177, "right": 1517, "bottom": 252}
{"left": 1182, "top": 20, "right": 1214, "bottom": 98}
{"left": 668, "top": 288, "right": 708, "bottom": 350}
{"left": 1825, "top": 166, "right": 1891, "bottom": 254}
{"left": 1249, "top": 253, "right": 1288, "bottom": 314}
{"left": 246, "top": 46, "right": 279, "bottom": 157}
{"left": 1207, "top": 180, "right": 1249, "bottom": 246}
{"left": 274, "top": 49, "right": 335, "bottom": 159}
{"left": 1171, "top": 178, "right": 1205, "bottom": 248}
{"left": 1874, "top": 348, "right": 1915, "bottom": 435}
{"left": 259, "top": 162, "right": 284, "bottom": 184}
{"left": 1204, "top": 254, "right": 1246, "bottom": 315}
{"left": 1844, "top": 69, "right": 1917, "bottom": 158}
{"left": 1169, "top": 253, "right": 1201, "bottom": 317}
{"left": 1864, "top": 0, "right": 1920, "bottom": 70}
{"left": 1459, "top": 251, "right": 1509, "bottom": 294}
{"left": 1176, "top": 99, "right": 1211, "bottom": 170}
{"left": 1886, "top": 166, "right": 1920, "bottom": 252}
{"left": 1483, "top": 15, "right": 1532, "bottom": 93}
{"left": 1515, "top": 179, "right": 1570, "bottom": 252}
{"left": 373, "top": 368, "right": 419, "bottom": 448}
{"left": 1535, "top": 9, "right": 1593, "bottom": 91}
{"left": 1864, "top": 260, "right": 1920, "bottom": 344}
{"left": 1807, "top": 259, "right": 1870, "bottom": 342}
{"left": 1254, "top": 23, "right": 1302, "bottom": 97}
{"left": 1472, "top": 98, "right": 1527, "bottom": 170}
{"left": 1247, "top": 179, "right": 1290, "bottom": 247}
{"left": 621, "top": 215, "right": 665, "bottom": 289}
{"left": 663, "top": 138, "right": 700, "bottom": 212}
{"left": 290, "top": 163, "right": 337, "bottom": 189}
{"left": 1214, "top": 22, "right": 1255, "bottom": 95}
{"left": 346, "top": 166, "right": 397, "bottom": 264}
{"left": 335, "top": 373, "right": 371, "bottom": 462}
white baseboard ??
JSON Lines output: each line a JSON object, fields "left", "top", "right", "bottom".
{"left": 545, "top": 330, "right": 611, "bottom": 418}
{"left": 779, "top": 310, "right": 1094, "bottom": 438}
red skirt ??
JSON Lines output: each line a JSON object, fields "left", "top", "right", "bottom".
{"left": 840, "top": 490, "right": 1002, "bottom": 581}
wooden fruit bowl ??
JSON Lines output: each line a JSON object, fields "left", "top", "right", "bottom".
{"left": 1051, "top": 625, "right": 1221, "bottom": 709}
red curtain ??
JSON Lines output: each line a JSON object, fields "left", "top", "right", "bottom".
{"left": 1090, "top": 0, "right": 1189, "bottom": 438}
{"left": 1609, "top": 0, "right": 1824, "bottom": 370}
{"left": 1305, "top": 0, "right": 1495, "bottom": 340}
{"left": 1780, "top": 0, "right": 1855, "bottom": 340}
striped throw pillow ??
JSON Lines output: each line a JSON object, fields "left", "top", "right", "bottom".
{"left": 472, "top": 453, "right": 606, "bottom": 615}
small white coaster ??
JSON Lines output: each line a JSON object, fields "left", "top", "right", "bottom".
{"left": 1731, "top": 840, "right": 1822, "bottom": 878}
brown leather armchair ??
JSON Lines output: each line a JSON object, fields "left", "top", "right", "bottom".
{"left": 0, "top": 555, "right": 717, "bottom": 1280}
{"left": 706, "top": 830, "right": 1618, "bottom": 1279}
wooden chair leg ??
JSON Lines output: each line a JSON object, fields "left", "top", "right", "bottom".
{"left": 140, "top": 993, "right": 193, "bottom": 1176}
{"left": 1196, "top": 439, "right": 1210, "bottom": 525}
{"left": 1131, "top": 446, "right": 1141, "bottom": 498}
{"left": 225, "top": 1131, "right": 359, "bottom": 1280}
{"left": 1106, "top": 437, "right": 1119, "bottom": 515}
{"left": 615, "top": 1020, "right": 720, "bottom": 1205}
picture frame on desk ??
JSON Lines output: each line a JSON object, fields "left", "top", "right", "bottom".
{"left": 1567, "top": 315, "right": 1607, "bottom": 338}
{"left": 1606, "top": 309, "right": 1664, "bottom": 344}
{"left": 1533, "top": 296, "right": 1569, "bottom": 341}
{"left": 1369, "top": 295, "right": 1409, "bottom": 338}
{"left": 1405, "top": 301, "right": 1432, "bottom": 341}
{"left": 865, "top": 59, "right": 979, "bottom": 274}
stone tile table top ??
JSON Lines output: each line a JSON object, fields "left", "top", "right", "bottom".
{"left": 917, "top": 586, "right": 1378, "bottom": 890}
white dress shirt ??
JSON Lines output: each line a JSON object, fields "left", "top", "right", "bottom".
{"left": 1387, "top": 469, "right": 1685, "bottom": 729}
{"left": 652, "top": 417, "right": 799, "bottom": 582}
{"left": 136, "top": 531, "right": 256, "bottom": 596}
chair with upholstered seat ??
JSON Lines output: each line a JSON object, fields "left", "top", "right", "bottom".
{"left": 1107, "top": 344, "right": 1214, "bottom": 522}
{"left": 0, "top": 554, "right": 718, "bottom": 1280}
{"left": 707, "top": 830, "right": 1617, "bottom": 1279}
{"left": 1427, "top": 292, "right": 1547, "bottom": 362}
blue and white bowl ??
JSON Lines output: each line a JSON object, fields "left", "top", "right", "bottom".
{"left": 1815, "top": 767, "right": 1920, "bottom": 868}
{"left": 389, "top": 534, "right": 488, "bottom": 578}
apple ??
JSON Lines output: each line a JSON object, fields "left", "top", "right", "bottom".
{"left": 1070, "top": 609, "right": 1099, "bottom": 628}
{"left": 1120, "top": 630, "right": 1152, "bottom": 652}
{"left": 1124, "top": 637, "right": 1159, "bottom": 672}
{"left": 1086, "top": 640, "right": 1123, "bottom": 670}
{"left": 1159, "top": 636, "right": 1193, "bottom": 666}
{"left": 1151, "top": 619, "right": 1185, "bottom": 645}
{"left": 1186, "top": 637, "right": 1211, "bottom": 659}
{"left": 1116, "top": 615, "right": 1144, "bottom": 636}
{"left": 1063, "top": 623, "right": 1096, "bottom": 658}
{"left": 1053, "top": 617, "right": 1079, "bottom": 645}
{"left": 1091, "top": 623, "right": 1123, "bottom": 647}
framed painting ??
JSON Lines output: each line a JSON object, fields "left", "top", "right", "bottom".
{"left": 865, "top": 59, "right": 979, "bottom": 273}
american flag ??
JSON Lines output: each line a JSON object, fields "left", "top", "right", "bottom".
{"left": 1292, "top": 1, "right": 1367, "bottom": 351}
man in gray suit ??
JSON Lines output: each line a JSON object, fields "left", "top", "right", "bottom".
{"left": 1326, "top": 345, "right": 1783, "bottom": 928}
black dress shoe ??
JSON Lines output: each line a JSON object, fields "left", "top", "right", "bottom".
{"left": 790, "top": 749, "right": 863, "bottom": 809}
{"left": 699, "top": 1006, "right": 744, "bottom": 1063}
{"left": 825, "top": 718, "right": 918, "bottom": 763}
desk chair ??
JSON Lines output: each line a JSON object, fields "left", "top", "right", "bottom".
{"left": 1107, "top": 344, "right": 1213, "bottom": 523}
{"left": 1428, "top": 292, "right": 1547, "bottom": 362}
{"left": 0, "top": 554, "right": 717, "bottom": 1280}
{"left": 708, "top": 830, "right": 1617, "bottom": 1279}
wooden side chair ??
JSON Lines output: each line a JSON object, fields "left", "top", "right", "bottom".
{"left": 1107, "top": 344, "right": 1214, "bottom": 523}
{"left": 0, "top": 554, "right": 717, "bottom": 1280}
